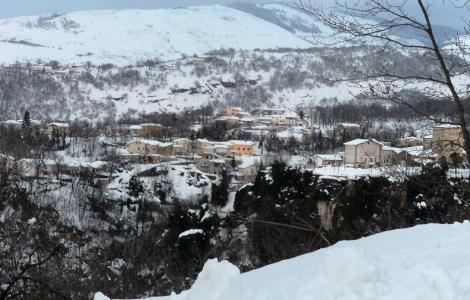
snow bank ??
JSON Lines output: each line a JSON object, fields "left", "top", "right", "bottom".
{"left": 96, "top": 222, "right": 470, "bottom": 299}
{"left": 185, "top": 259, "right": 240, "bottom": 300}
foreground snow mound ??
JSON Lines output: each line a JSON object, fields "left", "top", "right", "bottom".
{"left": 186, "top": 259, "right": 240, "bottom": 300}
{"left": 96, "top": 222, "right": 470, "bottom": 300}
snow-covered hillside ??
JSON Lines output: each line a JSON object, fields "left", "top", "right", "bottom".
{"left": 0, "top": 5, "right": 312, "bottom": 65}
{"left": 96, "top": 222, "right": 470, "bottom": 300}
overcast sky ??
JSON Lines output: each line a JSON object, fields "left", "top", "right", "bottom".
{"left": 0, "top": 0, "right": 467, "bottom": 29}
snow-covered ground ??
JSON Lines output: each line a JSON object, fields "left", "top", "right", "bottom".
{"left": 0, "top": 5, "right": 312, "bottom": 65}
{"left": 95, "top": 222, "right": 470, "bottom": 300}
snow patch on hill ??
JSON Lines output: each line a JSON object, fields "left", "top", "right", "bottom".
{"left": 96, "top": 222, "right": 470, "bottom": 299}
{"left": 0, "top": 6, "right": 312, "bottom": 65}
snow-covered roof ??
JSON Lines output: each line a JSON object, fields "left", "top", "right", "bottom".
{"left": 344, "top": 139, "right": 383, "bottom": 146}
{"left": 140, "top": 123, "right": 163, "bottom": 127}
{"left": 400, "top": 136, "right": 422, "bottom": 141}
{"left": 0, "top": 120, "right": 22, "bottom": 126}
{"left": 238, "top": 156, "right": 260, "bottom": 169}
{"left": 216, "top": 116, "right": 240, "bottom": 121}
{"left": 314, "top": 154, "right": 343, "bottom": 161}
{"left": 229, "top": 140, "right": 255, "bottom": 146}
{"left": 129, "top": 139, "right": 173, "bottom": 147}
{"left": 129, "top": 125, "right": 143, "bottom": 130}
{"left": 212, "top": 143, "right": 229, "bottom": 148}
{"left": 337, "top": 123, "right": 360, "bottom": 128}
{"left": 382, "top": 146, "right": 403, "bottom": 154}
{"left": 47, "top": 122, "right": 69, "bottom": 128}
{"left": 434, "top": 124, "right": 461, "bottom": 129}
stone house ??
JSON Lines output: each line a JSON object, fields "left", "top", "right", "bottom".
{"left": 173, "top": 138, "right": 193, "bottom": 156}
{"left": 129, "top": 125, "right": 143, "bottom": 137}
{"left": 47, "top": 122, "right": 70, "bottom": 137}
{"left": 196, "top": 153, "right": 226, "bottom": 176}
{"left": 193, "top": 139, "right": 214, "bottom": 155}
{"left": 127, "top": 139, "right": 173, "bottom": 156}
{"left": 343, "top": 139, "right": 384, "bottom": 168}
{"left": 312, "top": 154, "right": 343, "bottom": 167}
{"left": 335, "top": 123, "right": 361, "bottom": 136}
{"left": 431, "top": 124, "right": 465, "bottom": 160}
{"left": 381, "top": 146, "right": 404, "bottom": 165}
{"left": 16, "top": 159, "right": 55, "bottom": 177}
{"left": 423, "top": 134, "right": 433, "bottom": 150}
{"left": 214, "top": 116, "right": 240, "bottom": 127}
{"left": 140, "top": 123, "right": 164, "bottom": 138}
{"left": 0, "top": 154, "right": 15, "bottom": 173}
{"left": 396, "top": 137, "right": 423, "bottom": 148}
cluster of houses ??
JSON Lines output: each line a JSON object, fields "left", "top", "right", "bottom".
{"left": 0, "top": 105, "right": 467, "bottom": 188}
{"left": 215, "top": 106, "right": 302, "bottom": 129}
{"left": 0, "top": 119, "right": 70, "bottom": 138}
{"left": 125, "top": 138, "right": 258, "bottom": 181}
{"left": 313, "top": 124, "right": 466, "bottom": 168}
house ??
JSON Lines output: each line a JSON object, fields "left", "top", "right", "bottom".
{"left": 212, "top": 143, "right": 230, "bottom": 156}
{"left": 252, "top": 107, "right": 286, "bottom": 117}
{"left": 381, "top": 146, "right": 404, "bottom": 164}
{"left": 235, "top": 156, "right": 260, "bottom": 182}
{"left": 0, "top": 154, "right": 15, "bottom": 173}
{"left": 196, "top": 153, "right": 226, "bottom": 176}
{"left": 194, "top": 139, "right": 214, "bottom": 155}
{"left": 431, "top": 124, "right": 465, "bottom": 160}
{"left": 127, "top": 139, "right": 173, "bottom": 156}
{"left": 239, "top": 117, "right": 256, "bottom": 127}
{"left": 335, "top": 123, "right": 361, "bottom": 136}
{"left": 403, "top": 146, "right": 438, "bottom": 164}
{"left": 0, "top": 120, "right": 23, "bottom": 129}
{"left": 235, "top": 111, "right": 252, "bottom": 119}
{"left": 312, "top": 154, "right": 343, "bottom": 167}
{"left": 105, "top": 124, "right": 131, "bottom": 137}
{"left": 271, "top": 116, "right": 298, "bottom": 127}
{"left": 214, "top": 116, "right": 240, "bottom": 127}
{"left": 396, "top": 137, "right": 423, "bottom": 148}
{"left": 228, "top": 140, "right": 255, "bottom": 157}
{"left": 344, "top": 139, "right": 384, "bottom": 168}
{"left": 224, "top": 107, "right": 244, "bottom": 117}
{"left": 129, "top": 125, "right": 143, "bottom": 137}
{"left": 47, "top": 122, "right": 70, "bottom": 137}
{"left": 173, "top": 138, "right": 193, "bottom": 156}
{"left": 423, "top": 134, "right": 433, "bottom": 150}
{"left": 140, "top": 123, "right": 164, "bottom": 138}
{"left": 16, "top": 159, "right": 55, "bottom": 177}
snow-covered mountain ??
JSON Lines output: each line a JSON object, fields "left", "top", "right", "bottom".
{"left": 95, "top": 222, "right": 470, "bottom": 300}
{"left": 0, "top": 5, "right": 314, "bottom": 65}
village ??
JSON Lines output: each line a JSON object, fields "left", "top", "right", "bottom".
{"left": 0, "top": 106, "right": 466, "bottom": 190}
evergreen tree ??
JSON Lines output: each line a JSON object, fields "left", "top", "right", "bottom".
{"left": 211, "top": 170, "right": 230, "bottom": 207}
{"left": 22, "top": 111, "right": 31, "bottom": 128}
{"left": 128, "top": 176, "right": 144, "bottom": 199}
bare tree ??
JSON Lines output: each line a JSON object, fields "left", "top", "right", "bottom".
{"left": 297, "top": 0, "right": 470, "bottom": 161}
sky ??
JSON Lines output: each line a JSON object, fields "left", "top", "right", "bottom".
{"left": 0, "top": 0, "right": 467, "bottom": 29}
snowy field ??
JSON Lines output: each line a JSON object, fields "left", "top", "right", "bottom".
{"left": 95, "top": 222, "right": 470, "bottom": 300}
{"left": 0, "top": 5, "right": 311, "bottom": 65}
